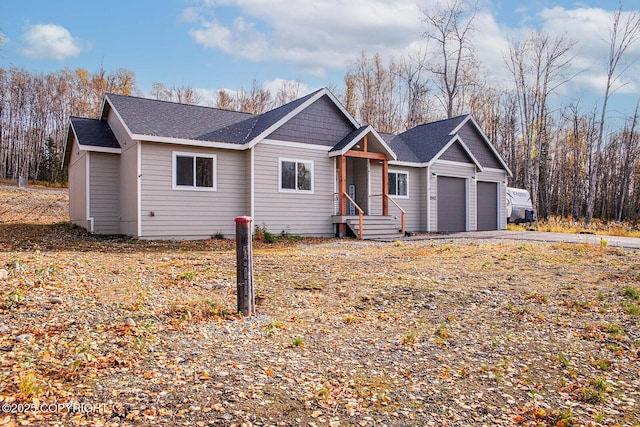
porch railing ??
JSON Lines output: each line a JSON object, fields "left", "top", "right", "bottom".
{"left": 334, "top": 192, "right": 364, "bottom": 240}
{"left": 371, "top": 194, "right": 406, "bottom": 235}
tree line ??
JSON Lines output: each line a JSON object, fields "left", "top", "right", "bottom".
{"left": 0, "top": 67, "right": 135, "bottom": 183}
{"left": 1, "top": 1, "right": 639, "bottom": 225}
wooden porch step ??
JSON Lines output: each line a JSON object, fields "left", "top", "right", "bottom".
{"left": 346, "top": 216, "right": 403, "bottom": 240}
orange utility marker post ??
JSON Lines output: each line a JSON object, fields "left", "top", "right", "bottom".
{"left": 235, "top": 216, "right": 255, "bottom": 316}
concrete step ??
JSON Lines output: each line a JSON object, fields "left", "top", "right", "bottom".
{"left": 346, "top": 216, "right": 402, "bottom": 240}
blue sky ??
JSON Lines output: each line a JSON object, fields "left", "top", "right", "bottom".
{"left": 1, "top": 0, "right": 639, "bottom": 122}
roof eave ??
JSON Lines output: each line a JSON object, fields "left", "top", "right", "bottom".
{"left": 388, "top": 160, "right": 429, "bottom": 167}
{"left": 131, "top": 134, "right": 248, "bottom": 150}
{"left": 78, "top": 144, "right": 122, "bottom": 154}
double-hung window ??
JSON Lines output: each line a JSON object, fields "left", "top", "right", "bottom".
{"left": 173, "top": 152, "right": 216, "bottom": 190}
{"left": 388, "top": 171, "right": 408, "bottom": 197}
{"left": 280, "top": 159, "right": 313, "bottom": 192}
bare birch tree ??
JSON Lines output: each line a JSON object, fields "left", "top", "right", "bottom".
{"left": 237, "top": 80, "right": 272, "bottom": 114}
{"left": 585, "top": 4, "right": 640, "bottom": 226}
{"left": 215, "top": 89, "right": 235, "bottom": 110}
{"left": 273, "top": 80, "right": 304, "bottom": 107}
{"left": 422, "top": 0, "right": 478, "bottom": 118}
{"left": 0, "top": 67, "right": 137, "bottom": 183}
{"left": 505, "top": 31, "right": 576, "bottom": 220}
{"left": 150, "top": 82, "right": 200, "bottom": 105}
{"left": 394, "top": 47, "right": 432, "bottom": 128}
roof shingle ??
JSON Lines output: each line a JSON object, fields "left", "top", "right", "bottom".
{"left": 70, "top": 117, "right": 120, "bottom": 149}
{"left": 105, "top": 93, "right": 255, "bottom": 143}
{"left": 395, "top": 115, "right": 469, "bottom": 163}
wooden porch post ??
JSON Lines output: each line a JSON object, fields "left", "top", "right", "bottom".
{"left": 382, "top": 159, "right": 389, "bottom": 215}
{"left": 339, "top": 155, "right": 347, "bottom": 236}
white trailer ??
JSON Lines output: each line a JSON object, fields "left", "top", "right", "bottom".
{"left": 506, "top": 187, "right": 535, "bottom": 224}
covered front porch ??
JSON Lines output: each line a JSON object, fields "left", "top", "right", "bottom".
{"left": 329, "top": 126, "right": 405, "bottom": 239}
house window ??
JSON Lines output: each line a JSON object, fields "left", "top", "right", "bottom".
{"left": 173, "top": 152, "right": 216, "bottom": 190}
{"left": 388, "top": 171, "right": 408, "bottom": 197}
{"left": 280, "top": 159, "right": 313, "bottom": 192}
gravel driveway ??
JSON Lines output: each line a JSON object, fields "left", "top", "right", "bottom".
{"left": 406, "top": 230, "right": 640, "bottom": 250}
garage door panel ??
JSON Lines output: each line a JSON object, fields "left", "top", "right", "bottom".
{"left": 477, "top": 181, "right": 498, "bottom": 231}
{"left": 437, "top": 177, "right": 466, "bottom": 232}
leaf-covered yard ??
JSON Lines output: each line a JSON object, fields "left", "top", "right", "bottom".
{"left": 0, "top": 185, "right": 639, "bottom": 426}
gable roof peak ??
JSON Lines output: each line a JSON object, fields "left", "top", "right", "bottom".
{"left": 410, "top": 114, "right": 470, "bottom": 130}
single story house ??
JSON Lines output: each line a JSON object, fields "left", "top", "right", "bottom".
{"left": 63, "top": 88, "right": 512, "bottom": 239}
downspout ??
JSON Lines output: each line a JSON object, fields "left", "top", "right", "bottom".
{"left": 426, "top": 165, "right": 431, "bottom": 233}
{"left": 86, "top": 152, "right": 94, "bottom": 233}
{"left": 137, "top": 141, "right": 142, "bottom": 238}
{"left": 250, "top": 147, "right": 255, "bottom": 234}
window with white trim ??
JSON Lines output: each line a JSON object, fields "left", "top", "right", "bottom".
{"left": 280, "top": 159, "right": 313, "bottom": 192}
{"left": 173, "top": 152, "right": 216, "bottom": 190}
{"left": 388, "top": 171, "right": 408, "bottom": 197}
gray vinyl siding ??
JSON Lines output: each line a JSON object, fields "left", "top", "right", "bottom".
{"left": 140, "top": 142, "right": 248, "bottom": 239}
{"left": 440, "top": 141, "right": 473, "bottom": 163}
{"left": 369, "top": 162, "right": 383, "bottom": 216}
{"left": 477, "top": 169, "right": 508, "bottom": 229}
{"left": 267, "top": 95, "right": 355, "bottom": 147}
{"left": 429, "top": 161, "right": 476, "bottom": 232}
{"left": 105, "top": 108, "right": 139, "bottom": 236}
{"left": 253, "top": 142, "right": 334, "bottom": 236}
{"left": 106, "top": 108, "right": 132, "bottom": 150}
{"left": 387, "top": 166, "right": 422, "bottom": 233}
{"left": 458, "top": 122, "right": 503, "bottom": 169}
{"left": 68, "top": 139, "right": 89, "bottom": 230}
{"left": 119, "top": 142, "right": 139, "bottom": 236}
{"left": 89, "top": 152, "right": 120, "bottom": 234}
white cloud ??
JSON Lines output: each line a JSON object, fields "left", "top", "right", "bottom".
{"left": 472, "top": 11, "right": 515, "bottom": 88}
{"left": 184, "top": 0, "right": 640, "bottom": 102}
{"left": 0, "top": 31, "right": 7, "bottom": 45}
{"left": 193, "top": 87, "right": 221, "bottom": 107}
{"left": 537, "top": 7, "right": 640, "bottom": 97}
{"left": 262, "top": 78, "right": 311, "bottom": 97}
{"left": 21, "top": 24, "right": 86, "bottom": 60}
{"left": 185, "top": 0, "right": 427, "bottom": 76}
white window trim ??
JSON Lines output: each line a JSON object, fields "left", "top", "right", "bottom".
{"left": 172, "top": 151, "right": 217, "bottom": 191}
{"left": 278, "top": 158, "right": 314, "bottom": 194}
{"left": 388, "top": 170, "right": 409, "bottom": 198}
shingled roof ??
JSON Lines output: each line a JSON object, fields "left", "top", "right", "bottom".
{"left": 196, "top": 89, "right": 323, "bottom": 144}
{"left": 380, "top": 133, "right": 421, "bottom": 163}
{"left": 70, "top": 117, "right": 120, "bottom": 149}
{"left": 395, "top": 115, "right": 469, "bottom": 163}
{"left": 70, "top": 90, "right": 506, "bottom": 172}
{"left": 330, "top": 126, "right": 371, "bottom": 153}
{"left": 104, "top": 93, "right": 255, "bottom": 143}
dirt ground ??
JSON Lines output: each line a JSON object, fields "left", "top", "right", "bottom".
{"left": 0, "top": 184, "right": 639, "bottom": 427}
